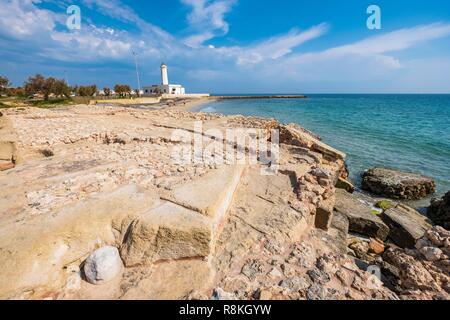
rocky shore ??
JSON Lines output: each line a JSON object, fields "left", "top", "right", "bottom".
{"left": 0, "top": 100, "right": 448, "bottom": 300}
{"left": 362, "top": 167, "right": 436, "bottom": 200}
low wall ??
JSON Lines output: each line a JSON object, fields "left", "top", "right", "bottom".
{"left": 160, "top": 93, "right": 210, "bottom": 99}
{"left": 90, "top": 97, "right": 162, "bottom": 105}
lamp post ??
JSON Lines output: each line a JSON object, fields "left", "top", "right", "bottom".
{"left": 132, "top": 51, "right": 141, "bottom": 96}
{"left": 64, "top": 70, "right": 70, "bottom": 86}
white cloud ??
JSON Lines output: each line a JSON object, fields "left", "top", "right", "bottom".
{"left": 184, "top": 32, "right": 215, "bottom": 48}
{"left": 235, "top": 24, "right": 329, "bottom": 65}
{"left": 50, "top": 29, "right": 132, "bottom": 60}
{"left": 1, "top": 1, "right": 450, "bottom": 93}
{"left": 81, "top": 0, "right": 177, "bottom": 50}
{"left": 263, "top": 23, "right": 450, "bottom": 85}
{"left": 182, "top": 0, "right": 236, "bottom": 47}
{"left": 0, "top": 0, "right": 176, "bottom": 63}
{"left": 0, "top": 0, "right": 56, "bottom": 38}
{"left": 329, "top": 23, "right": 450, "bottom": 56}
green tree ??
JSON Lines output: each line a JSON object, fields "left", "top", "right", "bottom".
{"left": 53, "top": 79, "right": 71, "bottom": 98}
{"left": 76, "top": 85, "right": 97, "bottom": 97}
{"left": 90, "top": 85, "right": 98, "bottom": 96}
{"left": 0, "top": 76, "right": 11, "bottom": 94}
{"left": 24, "top": 75, "right": 71, "bottom": 99}
{"left": 114, "top": 84, "right": 131, "bottom": 97}
{"left": 42, "top": 77, "right": 57, "bottom": 100}
{"left": 103, "top": 87, "right": 111, "bottom": 97}
{"left": 8, "top": 87, "right": 25, "bottom": 97}
{"left": 24, "top": 74, "right": 46, "bottom": 97}
{"left": 76, "top": 86, "right": 87, "bottom": 96}
{"left": 124, "top": 85, "right": 131, "bottom": 96}
{"left": 113, "top": 85, "right": 121, "bottom": 97}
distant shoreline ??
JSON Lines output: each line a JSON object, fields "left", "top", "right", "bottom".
{"left": 213, "top": 95, "right": 307, "bottom": 100}
{"left": 183, "top": 95, "right": 307, "bottom": 112}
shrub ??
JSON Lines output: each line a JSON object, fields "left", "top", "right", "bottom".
{"left": 376, "top": 200, "right": 394, "bottom": 211}
{"left": 40, "top": 149, "right": 54, "bottom": 157}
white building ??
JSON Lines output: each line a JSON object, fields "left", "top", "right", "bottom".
{"left": 143, "top": 63, "right": 186, "bottom": 95}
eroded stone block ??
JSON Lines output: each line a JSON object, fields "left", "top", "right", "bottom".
{"left": 120, "top": 202, "right": 212, "bottom": 267}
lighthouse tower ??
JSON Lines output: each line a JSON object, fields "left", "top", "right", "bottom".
{"left": 161, "top": 63, "right": 169, "bottom": 86}
{"left": 143, "top": 63, "right": 188, "bottom": 95}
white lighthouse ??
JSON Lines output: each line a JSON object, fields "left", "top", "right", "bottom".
{"left": 143, "top": 63, "right": 186, "bottom": 95}
{"left": 161, "top": 63, "right": 169, "bottom": 86}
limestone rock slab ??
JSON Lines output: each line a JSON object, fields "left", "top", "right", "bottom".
{"left": 165, "top": 165, "right": 244, "bottom": 224}
{"left": 120, "top": 202, "right": 212, "bottom": 267}
{"left": 335, "top": 189, "right": 389, "bottom": 240}
{"left": 382, "top": 204, "right": 432, "bottom": 249}
{"left": 362, "top": 167, "right": 436, "bottom": 200}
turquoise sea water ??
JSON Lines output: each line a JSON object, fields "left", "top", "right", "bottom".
{"left": 195, "top": 95, "right": 450, "bottom": 197}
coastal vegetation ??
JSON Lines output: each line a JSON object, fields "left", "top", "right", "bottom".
{"left": 0, "top": 74, "right": 139, "bottom": 109}
{"left": 114, "top": 84, "right": 132, "bottom": 97}
{"left": 0, "top": 76, "right": 11, "bottom": 95}
{"left": 72, "top": 85, "right": 98, "bottom": 97}
{"left": 376, "top": 200, "right": 394, "bottom": 211}
{"left": 103, "top": 87, "right": 111, "bottom": 97}
{"left": 371, "top": 209, "right": 381, "bottom": 216}
{"left": 24, "top": 74, "right": 71, "bottom": 100}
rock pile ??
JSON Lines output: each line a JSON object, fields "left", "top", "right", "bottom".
{"left": 362, "top": 167, "right": 436, "bottom": 200}
{"left": 383, "top": 226, "right": 450, "bottom": 299}
{"left": 214, "top": 237, "right": 397, "bottom": 301}
{"left": 428, "top": 191, "right": 450, "bottom": 230}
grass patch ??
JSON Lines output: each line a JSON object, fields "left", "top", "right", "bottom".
{"left": 29, "top": 98, "right": 74, "bottom": 108}
{"left": 376, "top": 200, "right": 394, "bottom": 211}
{"left": 371, "top": 209, "right": 381, "bottom": 216}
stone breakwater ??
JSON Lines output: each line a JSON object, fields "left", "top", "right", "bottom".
{"left": 0, "top": 103, "right": 447, "bottom": 300}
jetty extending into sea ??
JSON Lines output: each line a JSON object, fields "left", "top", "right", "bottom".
{"left": 213, "top": 95, "right": 307, "bottom": 100}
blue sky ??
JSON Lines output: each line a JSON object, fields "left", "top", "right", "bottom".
{"left": 1, "top": 0, "right": 450, "bottom": 93}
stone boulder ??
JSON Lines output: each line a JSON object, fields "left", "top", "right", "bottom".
{"left": 336, "top": 177, "right": 355, "bottom": 193}
{"left": 327, "top": 211, "right": 349, "bottom": 254}
{"left": 0, "top": 141, "right": 16, "bottom": 172}
{"left": 83, "top": 246, "right": 123, "bottom": 285}
{"left": 361, "top": 168, "right": 436, "bottom": 200}
{"left": 120, "top": 202, "right": 212, "bottom": 267}
{"left": 381, "top": 203, "right": 432, "bottom": 249}
{"left": 212, "top": 288, "right": 237, "bottom": 300}
{"left": 335, "top": 189, "right": 389, "bottom": 240}
{"left": 0, "top": 160, "right": 14, "bottom": 171}
{"left": 428, "top": 191, "right": 450, "bottom": 230}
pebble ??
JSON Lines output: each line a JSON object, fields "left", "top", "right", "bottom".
{"left": 419, "top": 246, "right": 443, "bottom": 262}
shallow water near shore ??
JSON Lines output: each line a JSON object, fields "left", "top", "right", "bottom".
{"left": 196, "top": 94, "right": 450, "bottom": 202}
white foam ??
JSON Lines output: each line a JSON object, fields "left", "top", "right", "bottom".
{"left": 201, "top": 106, "right": 216, "bottom": 113}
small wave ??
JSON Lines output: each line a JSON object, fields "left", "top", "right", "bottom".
{"left": 201, "top": 106, "right": 217, "bottom": 113}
